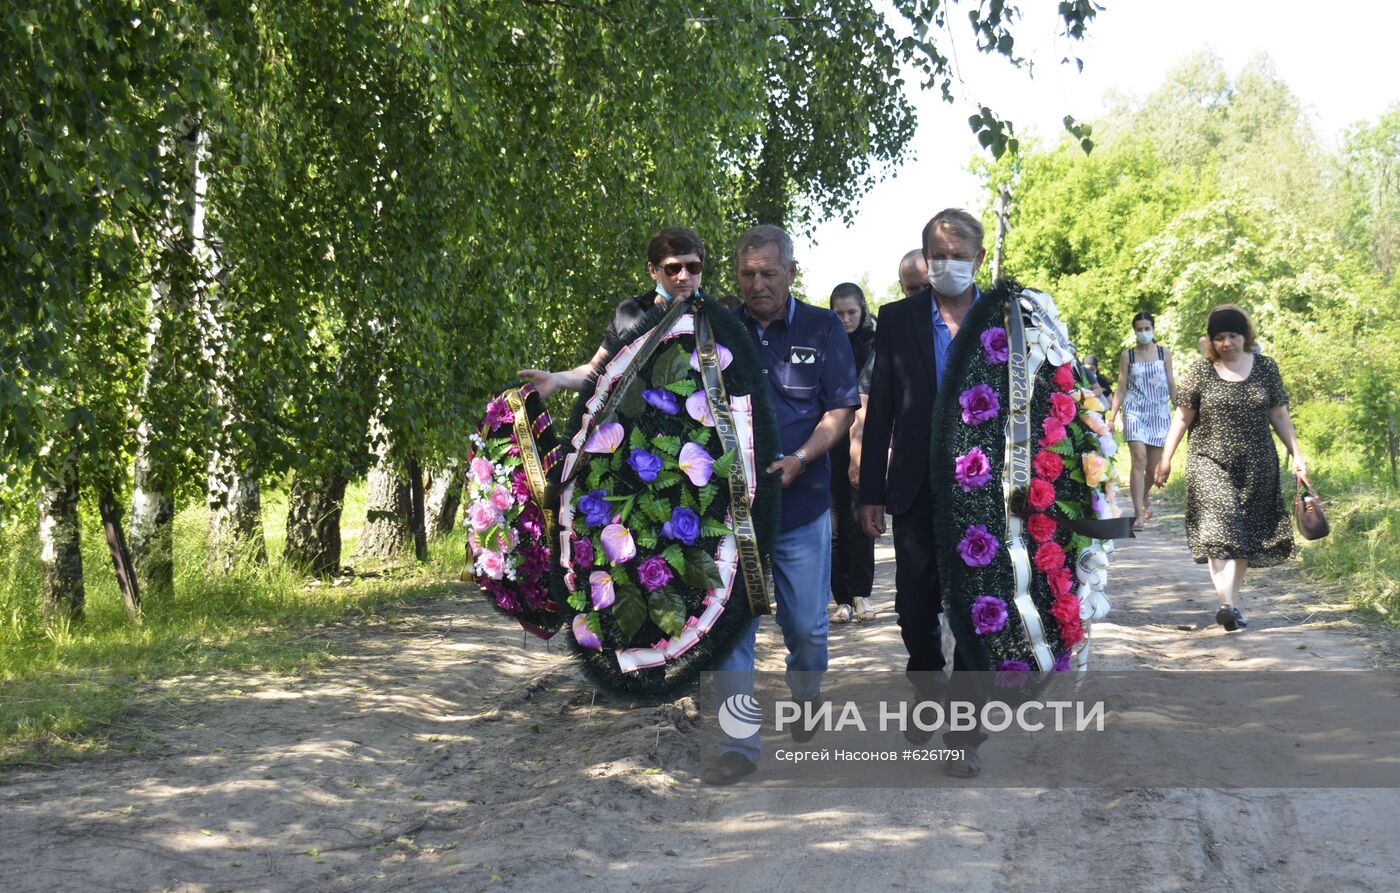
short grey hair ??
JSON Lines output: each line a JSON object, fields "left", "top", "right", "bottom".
{"left": 735, "top": 224, "right": 795, "bottom": 269}
{"left": 922, "top": 208, "right": 985, "bottom": 255}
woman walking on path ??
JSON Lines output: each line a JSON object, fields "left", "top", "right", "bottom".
{"left": 1154, "top": 305, "right": 1306, "bottom": 631}
{"left": 828, "top": 283, "right": 877, "bottom": 623}
{"left": 1107, "top": 311, "right": 1176, "bottom": 530}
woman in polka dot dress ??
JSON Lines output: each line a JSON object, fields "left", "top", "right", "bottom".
{"left": 1154, "top": 305, "right": 1307, "bottom": 632}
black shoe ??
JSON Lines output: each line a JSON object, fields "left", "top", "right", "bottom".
{"left": 1215, "top": 606, "right": 1239, "bottom": 631}
{"left": 790, "top": 695, "right": 823, "bottom": 744}
{"left": 1231, "top": 606, "right": 1248, "bottom": 629}
{"left": 701, "top": 751, "right": 757, "bottom": 786}
{"left": 903, "top": 724, "right": 935, "bottom": 746}
{"left": 942, "top": 746, "right": 982, "bottom": 779}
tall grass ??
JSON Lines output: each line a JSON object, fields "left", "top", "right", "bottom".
{"left": 0, "top": 480, "right": 470, "bottom": 760}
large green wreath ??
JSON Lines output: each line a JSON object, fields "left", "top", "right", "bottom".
{"left": 555, "top": 293, "right": 781, "bottom": 696}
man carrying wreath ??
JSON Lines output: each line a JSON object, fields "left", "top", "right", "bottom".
{"left": 703, "top": 225, "right": 860, "bottom": 786}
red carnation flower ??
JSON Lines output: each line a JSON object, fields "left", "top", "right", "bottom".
{"left": 1039, "top": 416, "right": 1067, "bottom": 447}
{"left": 1059, "top": 616, "right": 1085, "bottom": 647}
{"left": 1034, "top": 540, "right": 1066, "bottom": 574}
{"left": 1050, "top": 391, "right": 1078, "bottom": 424}
{"left": 1050, "top": 593, "right": 1081, "bottom": 626}
{"left": 1028, "top": 478, "right": 1056, "bottom": 512}
{"left": 1027, "top": 512, "right": 1058, "bottom": 543}
{"left": 1054, "top": 364, "right": 1075, "bottom": 392}
{"left": 1047, "top": 566, "right": 1074, "bottom": 598}
{"left": 1032, "top": 450, "right": 1064, "bottom": 481}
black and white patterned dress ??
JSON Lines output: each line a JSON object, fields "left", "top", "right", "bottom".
{"left": 1122, "top": 345, "right": 1170, "bottom": 446}
{"left": 1175, "top": 356, "right": 1294, "bottom": 567}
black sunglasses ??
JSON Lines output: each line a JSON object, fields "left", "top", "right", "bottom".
{"left": 661, "top": 261, "right": 703, "bottom": 276}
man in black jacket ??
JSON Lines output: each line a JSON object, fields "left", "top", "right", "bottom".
{"left": 857, "top": 209, "right": 986, "bottom": 673}
{"left": 518, "top": 226, "right": 706, "bottom": 396}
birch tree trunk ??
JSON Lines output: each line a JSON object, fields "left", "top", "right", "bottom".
{"left": 285, "top": 472, "right": 348, "bottom": 577}
{"left": 38, "top": 448, "right": 84, "bottom": 622}
{"left": 424, "top": 462, "right": 463, "bottom": 537}
{"left": 356, "top": 413, "right": 411, "bottom": 562}
{"left": 130, "top": 116, "right": 210, "bottom": 600}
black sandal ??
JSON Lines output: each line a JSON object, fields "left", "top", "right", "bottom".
{"left": 1215, "top": 606, "right": 1241, "bottom": 631}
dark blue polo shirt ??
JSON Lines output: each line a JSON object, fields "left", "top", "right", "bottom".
{"left": 738, "top": 297, "right": 860, "bottom": 531}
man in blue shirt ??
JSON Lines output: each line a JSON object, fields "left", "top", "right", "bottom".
{"left": 858, "top": 209, "right": 986, "bottom": 676}
{"left": 702, "top": 225, "right": 860, "bottom": 785}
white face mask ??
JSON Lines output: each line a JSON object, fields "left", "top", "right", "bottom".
{"left": 1135, "top": 328, "right": 1154, "bottom": 345}
{"left": 928, "top": 259, "right": 975, "bottom": 297}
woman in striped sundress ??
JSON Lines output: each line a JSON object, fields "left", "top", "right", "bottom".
{"left": 1107, "top": 311, "right": 1176, "bottom": 531}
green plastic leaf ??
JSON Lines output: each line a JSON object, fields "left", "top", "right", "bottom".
{"left": 682, "top": 546, "right": 724, "bottom": 589}
{"left": 648, "top": 589, "right": 686, "bottom": 637}
{"left": 712, "top": 448, "right": 735, "bottom": 478}
{"left": 701, "top": 519, "right": 732, "bottom": 538}
{"left": 661, "top": 543, "right": 685, "bottom": 572}
{"left": 665, "top": 379, "right": 698, "bottom": 397}
{"left": 650, "top": 433, "right": 682, "bottom": 457}
{"left": 629, "top": 427, "right": 647, "bottom": 451}
{"left": 650, "top": 344, "right": 691, "bottom": 389}
{"left": 613, "top": 589, "right": 648, "bottom": 641}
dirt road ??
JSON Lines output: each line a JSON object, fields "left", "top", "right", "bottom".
{"left": 3, "top": 503, "right": 1398, "bottom": 892}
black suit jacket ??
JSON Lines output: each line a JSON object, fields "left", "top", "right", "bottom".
{"left": 858, "top": 287, "right": 937, "bottom": 515}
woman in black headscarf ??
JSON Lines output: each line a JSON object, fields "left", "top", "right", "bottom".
{"left": 828, "top": 282, "right": 878, "bottom": 622}
{"left": 1155, "top": 305, "right": 1306, "bottom": 632}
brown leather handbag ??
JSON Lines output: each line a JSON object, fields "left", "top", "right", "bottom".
{"left": 1293, "top": 475, "right": 1330, "bottom": 541}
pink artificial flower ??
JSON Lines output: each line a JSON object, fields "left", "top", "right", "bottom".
{"left": 1039, "top": 416, "right": 1067, "bottom": 447}
{"left": 467, "top": 501, "right": 502, "bottom": 532}
{"left": 489, "top": 485, "right": 514, "bottom": 511}
{"left": 1034, "top": 540, "right": 1066, "bottom": 574}
{"left": 981, "top": 327, "right": 1009, "bottom": 364}
{"left": 1047, "top": 566, "right": 1074, "bottom": 599}
{"left": 1028, "top": 478, "right": 1056, "bottom": 512}
{"left": 1027, "top": 513, "right": 1058, "bottom": 543}
{"left": 1080, "top": 411, "right": 1109, "bottom": 437}
{"left": 1032, "top": 450, "right": 1064, "bottom": 482}
{"left": 1053, "top": 364, "right": 1075, "bottom": 392}
{"left": 477, "top": 549, "right": 505, "bottom": 580}
{"left": 470, "top": 456, "right": 495, "bottom": 485}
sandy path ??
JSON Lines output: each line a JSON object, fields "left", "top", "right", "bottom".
{"left": 2, "top": 501, "right": 1397, "bottom": 892}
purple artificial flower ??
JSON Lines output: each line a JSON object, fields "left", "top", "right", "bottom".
{"left": 627, "top": 448, "right": 664, "bottom": 483}
{"left": 484, "top": 397, "right": 514, "bottom": 430}
{"left": 520, "top": 541, "right": 551, "bottom": 578}
{"left": 589, "top": 571, "right": 615, "bottom": 609}
{"left": 518, "top": 503, "right": 544, "bottom": 538}
{"left": 959, "top": 383, "right": 1001, "bottom": 426}
{"left": 685, "top": 391, "right": 715, "bottom": 427}
{"left": 637, "top": 556, "right": 674, "bottom": 592}
{"left": 570, "top": 536, "right": 595, "bottom": 569}
{"left": 971, "top": 594, "right": 1009, "bottom": 635}
{"left": 1053, "top": 651, "right": 1072, "bottom": 672}
{"left": 995, "top": 660, "right": 1032, "bottom": 688}
{"left": 678, "top": 441, "right": 715, "bottom": 486}
{"left": 981, "top": 327, "right": 1009, "bottom": 364}
{"left": 578, "top": 489, "right": 611, "bottom": 527}
{"left": 956, "top": 524, "right": 1000, "bottom": 567}
{"left": 601, "top": 523, "right": 637, "bottom": 563}
{"left": 583, "top": 421, "right": 624, "bottom": 454}
{"left": 1090, "top": 489, "right": 1111, "bottom": 520}
{"left": 643, "top": 388, "right": 680, "bottom": 415}
{"left": 661, "top": 506, "right": 701, "bottom": 545}
{"left": 519, "top": 579, "right": 549, "bottom": 610}
{"left": 690, "top": 344, "right": 734, "bottom": 372}
{"left": 572, "top": 614, "right": 603, "bottom": 650}
{"left": 485, "top": 580, "right": 520, "bottom": 614}
{"left": 511, "top": 470, "right": 531, "bottom": 502}
{"left": 954, "top": 447, "right": 993, "bottom": 491}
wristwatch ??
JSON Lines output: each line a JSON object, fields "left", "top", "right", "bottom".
{"left": 792, "top": 448, "right": 809, "bottom": 469}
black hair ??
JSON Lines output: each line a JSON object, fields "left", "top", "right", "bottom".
{"left": 829, "top": 282, "right": 870, "bottom": 330}
{"left": 1132, "top": 311, "right": 1155, "bottom": 326}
